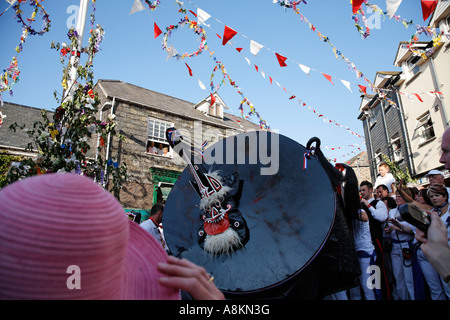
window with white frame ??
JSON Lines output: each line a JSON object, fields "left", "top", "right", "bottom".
{"left": 374, "top": 150, "right": 383, "bottom": 167}
{"left": 415, "top": 112, "right": 435, "bottom": 144}
{"left": 390, "top": 134, "right": 403, "bottom": 162}
{"left": 146, "top": 118, "right": 173, "bottom": 157}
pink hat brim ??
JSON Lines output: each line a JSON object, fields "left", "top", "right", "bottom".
{"left": 120, "top": 220, "right": 180, "bottom": 300}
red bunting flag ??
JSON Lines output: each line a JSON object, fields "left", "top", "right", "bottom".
{"left": 255, "top": 65, "right": 259, "bottom": 72}
{"left": 358, "top": 85, "right": 367, "bottom": 94}
{"left": 289, "top": 95, "right": 296, "bottom": 100}
{"left": 236, "top": 48, "right": 243, "bottom": 52}
{"left": 154, "top": 22, "right": 162, "bottom": 39}
{"left": 222, "top": 25, "right": 237, "bottom": 45}
{"left": 421, "top": 0, "right": 438, "bottom": 21}
{"left": 414, "top": 93, "right": 424, "bottom": 102}
{"left": 269, "top": 76, "right": 273, "bottom": 84}
{"left": 322, "top": 73, "right": 334, "bottom": 85}
{"left": 185, "top": 63, "right": 193, "bottom": 76}
{"left": 210, "top": 93, "right": 216, "bottom": 106}
{"left": 275, "top": 53, "right": 288, "bottom": 67}
{"left": 352, "top": 0, "right": 365, "bottom": 14}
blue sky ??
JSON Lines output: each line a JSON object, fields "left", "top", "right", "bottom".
{"left": 0, "top": 0, "right": 433, "bottom": 162}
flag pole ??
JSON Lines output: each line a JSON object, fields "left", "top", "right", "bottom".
{"left": 65, "top": 0, "right": 89, "bottom": 99}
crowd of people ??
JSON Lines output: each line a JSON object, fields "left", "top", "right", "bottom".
{"left": 1, "top": 127, "right": 449, "bottom": 300}
{"left": 328, "top": 127, "right": 450, "bottom": 300}
{"left": 147, "top": 141, "right": 171, "bottom": 157}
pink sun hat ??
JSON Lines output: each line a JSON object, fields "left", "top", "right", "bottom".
{"left": 0, "top": 173, "right": 180, "bottom": 300}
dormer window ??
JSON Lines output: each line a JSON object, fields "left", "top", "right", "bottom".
{"left": 209, "top": 102, "right": 222, "bottom": 118}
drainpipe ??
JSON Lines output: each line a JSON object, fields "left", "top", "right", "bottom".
{"left": 103, "top": 97, "right": 116, "bottom": 187}
{"left": 379, "top": 98, "right": 391, "bottom": 157}
{"left": 395, "top": 87, "right": 416, "bottom": 176}
{"left": 429, "top": 57, "right": 449, "bottom": 127}
{"left": 365, "top": 115, "right": 376, "bottom": 181}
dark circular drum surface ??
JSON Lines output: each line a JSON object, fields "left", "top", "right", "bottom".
{"left": 163, "top": 131, "right": 336, "bottom": 294}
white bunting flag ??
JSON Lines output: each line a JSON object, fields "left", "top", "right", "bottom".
{"left": 298, "top": 64, "right": 311, "bottom": 75}
{"left": 129, "top": 0, "right": 145, "bottom": 15}
{"left": 198, "top": 79, "right": 206, "bottom": 90}
{"left": 386, "top": 0, "right": 403, "bottom": 18}
{"left": 166, "top": 44, "right": 178, "bottom": 61}
{"left": 340, "top": 79, "right": 353, "bottom": 93}
{"left": 197, "top": 8, "right": 211, "bottom": 26}
{"left": 249, "top": 40, "right": 264, "bottom": 56}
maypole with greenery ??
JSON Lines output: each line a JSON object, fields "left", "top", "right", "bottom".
{"left": 5, "top": 0, "right": 127, "bottom": 200}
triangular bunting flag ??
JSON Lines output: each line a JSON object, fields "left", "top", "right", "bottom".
{"left": 352, "top": 0, "right": 365, "bottom": 14}
{"left": 289, "top": 95, "right": 296, "bottom": 100}
{"left": 250, "top": 40, "right": 263, "bottom": 56}
{"left": 129, "top": 0, "right": 145, "bottom": 15}
{"left": 340, "top": 79, "right": 353, "bottom": 92}
{"left": 414, "top": 93, "right": 424, "bottom": 102}
{"left": 322, "top": 73, "right": 334, "bottom": 85}
{"left": 222, "top": 25, "right": 237, "bottom": 45}
{"left": 275, "top": 53, "right": 288, "bottom": 67}
{"left": 269, "top": 77, "right": 273, "bottom": 84}
{"left": 185, "top": 63, "right": 193, "bottom": 76}
{"left": 299, "top": 64, "right": 310, "bottom": 75}
{"left": 255, "top": 65, "right": 259, "bottom": 72}
{"left": 166, "top": 44, "right": 177, "bottom": 61}
{"left": 421, "top": 0, "right": 438, "bottom": 21}
{"left": 154, "top": 22, "right": 162, "bottom": 39}
{"left": 386, "top": 0, "right": 403, "bottom": 18}
{"left": 198, "top": 79, "right": 206, "bottom": 90}
{"left": 210, "top": 93, "right": 216, "bottom": 106}
{"left": 236, "top": 48, "right": 243, "bottom": 52}
{"left": 197, "top": 8, "right": 211, "bottom": 26}
{"left": 358, "top": 85, "right": 367, "bottom": 94}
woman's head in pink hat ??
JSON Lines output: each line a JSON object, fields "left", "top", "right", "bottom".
{"left": 0, "top": 173, "right": 180, "bottom": 300}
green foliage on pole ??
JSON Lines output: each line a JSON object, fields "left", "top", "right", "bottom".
{"left": 4, "top": 14, "right": 127, "bottom": 200}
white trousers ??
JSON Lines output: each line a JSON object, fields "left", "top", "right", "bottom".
{"left": 390, "top": 243, "right": 415, "bottom": 300}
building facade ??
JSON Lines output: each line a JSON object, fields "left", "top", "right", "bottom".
{"left": 94, "top": 79, "right": 259, "bottom": 210}
{"left": 358, "top": 1, "right": 450, "bottom": 186}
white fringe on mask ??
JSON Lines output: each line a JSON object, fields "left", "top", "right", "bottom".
{"left": 204, "top": 228, "right": 242, "bottom": 256}
{"left": 199, "top": 171, "right": 231, "bottom": 212}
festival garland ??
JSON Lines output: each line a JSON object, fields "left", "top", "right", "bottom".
{"left": 182, "top": 1, "right": 365, "bottom": 138}
{"left": 352, "top": 0, "right": 448, "bottom": 61}
{"left": 6, "top": 0, "right": 127, "bottom": 199}
{"left": 0, "top": 0, "right": 51, "bottom": 103}
{"left": 162, "top": 14, "right": 208, "bottom": 59}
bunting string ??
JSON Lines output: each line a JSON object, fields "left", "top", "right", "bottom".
{"left": 181, "top": 1, "right": 366, "bottom": 138}
{"left": 352, "top": 0, "right": 448, "bottom": 61}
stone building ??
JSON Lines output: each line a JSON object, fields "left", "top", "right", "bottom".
{"left": 93, "top": 79, "right": 260, "bottom": 211}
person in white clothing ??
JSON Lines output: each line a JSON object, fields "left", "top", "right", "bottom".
{"left": 426, "top": 169, "right": 450, "bottom": 197}
{"left": 360, "top": 180, "right": 390, "bottom": 299}
{"left": 349, "top": 209, "right": 377, "bottom": 300}
{"left": 374, "top": 162, "right": 396, "bottom": 195}
{"left": 140, "top": 203, "right": 170, "bottom": 253}
{"left": 384, "top": 188, "right": 416, "bottom": 300}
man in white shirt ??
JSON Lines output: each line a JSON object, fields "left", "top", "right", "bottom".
{"left": 359, "top": 180, "right": 390, "bottom": 299}
{"left": 140, "top": 203, "right": 170, "bottom": 253}
{"left": 349, "top": 209, "right": 377, "bottom": 300}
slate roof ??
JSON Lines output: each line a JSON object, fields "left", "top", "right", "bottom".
{"left": 95, "top": 79, "right": 259, "bottom": 132}
{"left": 0, "top": 102, "right": 53, "bottom": 150}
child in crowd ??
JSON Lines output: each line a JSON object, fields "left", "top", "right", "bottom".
{"left": 375, "top": 162, "right": 396, "bottom": 195}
